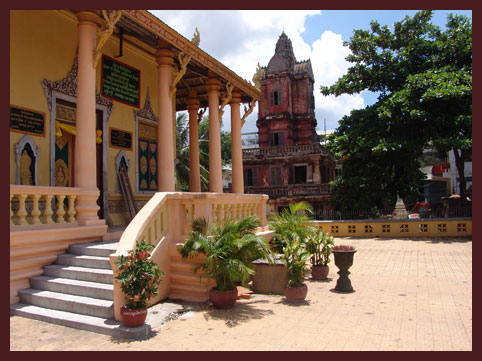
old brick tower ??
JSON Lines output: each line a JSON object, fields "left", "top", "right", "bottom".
{"left": 243, "top": 32, "right": 336, "bottom": 216}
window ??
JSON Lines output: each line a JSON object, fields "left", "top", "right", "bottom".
{"left": 270, "top": 90, "right": 282, "bottom": 106}
{"left": 270, "top": 167, "right": 283, "bottom": 186}
{"left": 244, "top": 168, "right": 259, "bottom": 186}
{"left": 294, "top": 165, "right": 307, "bottom": 184}
{"left": 269, "top": 132, "right": 284, "bottom": 146}
{"left": 138, "top": 121, "right": 158, "bottom": 191}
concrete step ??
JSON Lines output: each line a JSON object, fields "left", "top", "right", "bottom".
{"left": 170, "top": 281, "right": 211, "bottom": 297}
{"left": 170, "top": 271, "right": 216, "bottom": 287}
{"left": 43, "top": 264, "right": 113, "bottom": 284}
{"left": 10, "top": 303, "right": 150, "bottom": 340}
{"left": 18, "top": 289, "right": 114, "bottom": 319}
{"left": 56, "top": 254, "right": 112, "bottom": 270}
{"left": 68, "top": 240, "right": 118, "bottom": 257}
{"left": 30, "top": 276, "right": 113, "bottom": 301}
{"left": 169, "top": 291, "right": 209, "bottom": 303}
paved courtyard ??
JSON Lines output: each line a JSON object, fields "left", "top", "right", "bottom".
{"left": 10, "top": 237, "right": 472, "bottom": 351}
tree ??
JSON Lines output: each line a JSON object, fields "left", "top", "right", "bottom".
{"left": 198, "top": 115, "right": 232, "bottom": 167}
{"left": 174, "top": 113, "right": 209, "bottom": 191}
{"left": 321, "top": 11, "right": 472, "bottom": 209}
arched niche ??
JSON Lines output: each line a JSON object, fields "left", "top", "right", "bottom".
{"left": 14, "top": 135, "right": 40, "bottom": 185}
{"left": 114, "top": 150, "right": 131, "bottom": 193}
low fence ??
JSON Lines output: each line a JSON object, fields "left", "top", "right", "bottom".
{"left": 313, "top": 203, "right": 472, "bottom": 221}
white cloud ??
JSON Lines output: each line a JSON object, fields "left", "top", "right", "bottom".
{"left": 150, "top": 10, "right": 364, "bottom": 132}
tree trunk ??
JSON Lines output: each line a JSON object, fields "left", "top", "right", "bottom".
{"left": 453, "top": 147, "right": 467, "bottom": 200}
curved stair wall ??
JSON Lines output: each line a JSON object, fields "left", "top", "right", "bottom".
{"left": 109, "top": 191, "right": 269, "bottom": 321}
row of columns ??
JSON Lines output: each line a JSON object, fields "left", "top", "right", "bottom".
{"left": 73, "top": 12, "right": 245, "bottom": 225}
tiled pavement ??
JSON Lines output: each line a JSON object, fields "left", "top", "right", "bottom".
{"left": 10, "top": 237, "right": 472, "bottom": 351}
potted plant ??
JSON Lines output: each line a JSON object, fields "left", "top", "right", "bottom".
{"left": 268, "top": 202, "right": 316, "bottom": 254}
{"left": 114, "top": 240, "right": 164, "bottom": 327}
{"left": 306, "top": 230, "right": 334, "bottom": 280}
{"left": 178, "top": 216, "right": 273, "bottom": 309}
{"left": 332, "top": 244, "right": 356, "bottom": 292}
{"left": 279, "top": 235, "right": 311, "bottom": 302}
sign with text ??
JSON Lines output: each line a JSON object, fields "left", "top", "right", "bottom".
{"left": 101, "top": 55, "right": 140, "bottom": 108}
{"left": 10, "top": 105, "right": 45, "bottom": 136}
{"left": 110, "top": 127, "right": 133, "bottom": 150}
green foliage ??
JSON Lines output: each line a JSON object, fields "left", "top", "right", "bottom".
{"left": 114, "top": 240, "right": 164, "bottom": 309}
{"left": 306, "top": 230, "right": 334, "bottom": 267}
{"left": 198, "top": 115, "right": 232, "bottom": 167}
{"left": 178, "top": 216, "right": 273, "bottom": 292}
{"left": 321, "top": 11, "right": 472, "bottom": 206}
{"left": 268, "top": 202, "right": 317, "bottom": 253}
{"left": 279, "top": 235, "right": 311, "bottom": 288}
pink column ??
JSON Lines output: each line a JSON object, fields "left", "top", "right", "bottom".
{"left": 230, "top": 91, "right": 244, "bottom": 193}
{"left": 187, "top": 91, "right": 201, "bottom": 192}
{"left": 74, "top": 11, "right": 102, "bottom": 225}
{"left": 206, "top": 76, "right": 223, "bottom": 193}
{"left": 156, "top": 46, "right": 176, "bottom": 192}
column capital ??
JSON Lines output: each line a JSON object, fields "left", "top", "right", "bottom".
{"left": 206, "top": 77, "right": 221, "bottom": 93}
{"left": 156, "top": 48, "right": 175, "bottom": 67}
{"left": 75, "top": 11, "right": 103, "bottom": 27}
{"left": 187, "top": 93, "right": 200, "bottom": 111}
{"left": 230, "top": 91, "right": 242, "bottom": 104}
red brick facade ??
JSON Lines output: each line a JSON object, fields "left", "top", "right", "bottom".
{"left": 243, "top": 33, "right": 336, "bottom": 216}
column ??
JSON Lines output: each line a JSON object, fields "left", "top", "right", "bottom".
{"left": 156, "top": 44, "right": 176, "bottom": 191}
{"left": 187, "top": 91, "right": 201, "bottom": 192}
{"left": 207, "top": 75, "right": 223, "bottom": 193}
{"left": 74, "top": 11, "right": 102, "bottom": 225}
{"left": 230, "top": 91, "right": 244, "bottom": 193}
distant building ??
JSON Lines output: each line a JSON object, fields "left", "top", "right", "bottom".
{"left": 242, "top": 32, "right": 336, "bottom": 216}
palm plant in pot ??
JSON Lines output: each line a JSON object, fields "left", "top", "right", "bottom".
{"left": 279, "top": 234, "right": 311, "bottom": 302}
{"left": 114, "top": 240, "right": 164, "bottom": 327}
{"left": 268, "top": 202, "right": 316, "bottom": 254}
{"left": 178, "top": 216, "right": 273, "bottom": 309}
{"left": 306, "top": 230, "right": 334, "bottom": 280}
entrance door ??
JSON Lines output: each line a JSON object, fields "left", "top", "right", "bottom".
{"left": 54, "top": 99, "right": 105, "bottom": 219}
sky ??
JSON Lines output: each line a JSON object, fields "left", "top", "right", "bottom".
{"left": 149, "top": 10, "right": 472, "bottom": 134}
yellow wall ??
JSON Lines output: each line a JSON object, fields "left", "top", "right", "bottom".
{"left": 313, "top": 219, "right": 472, "bottom": 238}
{"left": 10, "top": 10, "right": 163, "bottom": 224}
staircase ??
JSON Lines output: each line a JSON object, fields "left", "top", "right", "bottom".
{"left": 10, "top": 240, "right": 150, "bottom": 339}
{"left": 168, "top": 243, "right": 216, "bottom": 302}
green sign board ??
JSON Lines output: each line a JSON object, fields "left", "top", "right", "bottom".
{"left": 101, "top": 55, "right": 140, "bottom": 108}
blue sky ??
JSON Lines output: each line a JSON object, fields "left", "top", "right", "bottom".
{"left": 151, "top": 10, "right": 472, "bottom": 133}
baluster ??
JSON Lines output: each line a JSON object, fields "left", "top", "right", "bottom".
{"left": 55, "top": 194, "right": 66, "bottom": 224}
{"left": 30, "top": 194, "right": 42, "bottom": 225}
{"left": 10, "top": 194, "right": 15, "bottom": 226}
{"left": 67, "top": 195, "right": 77, "bottom": 223}
{"left": 186, "top": 203, "right": 193, "bottom": 232}
{"left": 235, "top": 204, "right": 242, "bottom": 220}
{"left": 17, "top": 194, "right": 28, "bottom": 225}
{"left": 44, "top": 195, "right": 54, "bottom": 224}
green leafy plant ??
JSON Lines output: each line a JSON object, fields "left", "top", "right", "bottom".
{"left": 178, "top": 216, "right": 273, "bottom": 292}
{"left": 268, "top": 202, "right": 317, "bottom": 253}
{"left": 306, "top": 230, "right": 334, "bottom": 267}
{"left": 114, "top": 240, "right": 164, "bottom": 309}
{"left": 279, "top": 235, "right": 311, "bottom": 288}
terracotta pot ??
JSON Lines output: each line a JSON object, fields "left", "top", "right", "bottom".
{"left": 311, "top": 265, "right": 329, "bottom": 280}
{"left": 120, "top": 306, "right": 147, "bottom": 327}
{"left": 209, "top": 288, "right": 238, "bottom": 309}
{"left": 283, "top": 283, "right": 308, "bottom": 303}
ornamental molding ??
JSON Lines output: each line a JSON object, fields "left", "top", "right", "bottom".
{"left": 41, "top": 56, "right": 114, "bottom": 120}
{"left": 133, "top": 88, "right": 158, "bottom": 122}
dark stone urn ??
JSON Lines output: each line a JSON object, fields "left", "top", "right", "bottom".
{"left": 333, "top": 250, "right": 356, "bottom": 292}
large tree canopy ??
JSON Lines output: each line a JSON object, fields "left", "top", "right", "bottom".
{"left": 321, "top": 11, "right": 472, "bottom": 210}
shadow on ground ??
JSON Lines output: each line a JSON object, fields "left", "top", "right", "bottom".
{"left": 202, "top": 299, "right": 274, "bottom": 327}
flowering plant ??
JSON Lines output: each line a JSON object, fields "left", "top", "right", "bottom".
{"left": 114, "top": 240, "right": 164, "bottom": 309}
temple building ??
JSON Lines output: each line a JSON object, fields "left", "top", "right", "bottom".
{"left": 10, "top": 10, "right": 271, "bottom": 324}
{"left": 242, "top": 32, "right": 336, "bottom": 216}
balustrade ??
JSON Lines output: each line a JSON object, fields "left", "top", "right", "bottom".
{"left": 10, "top": 185, "right": 80, "bottom": 227}
{"left": 242, "top": 143, "right": 333, "bottom": 159}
